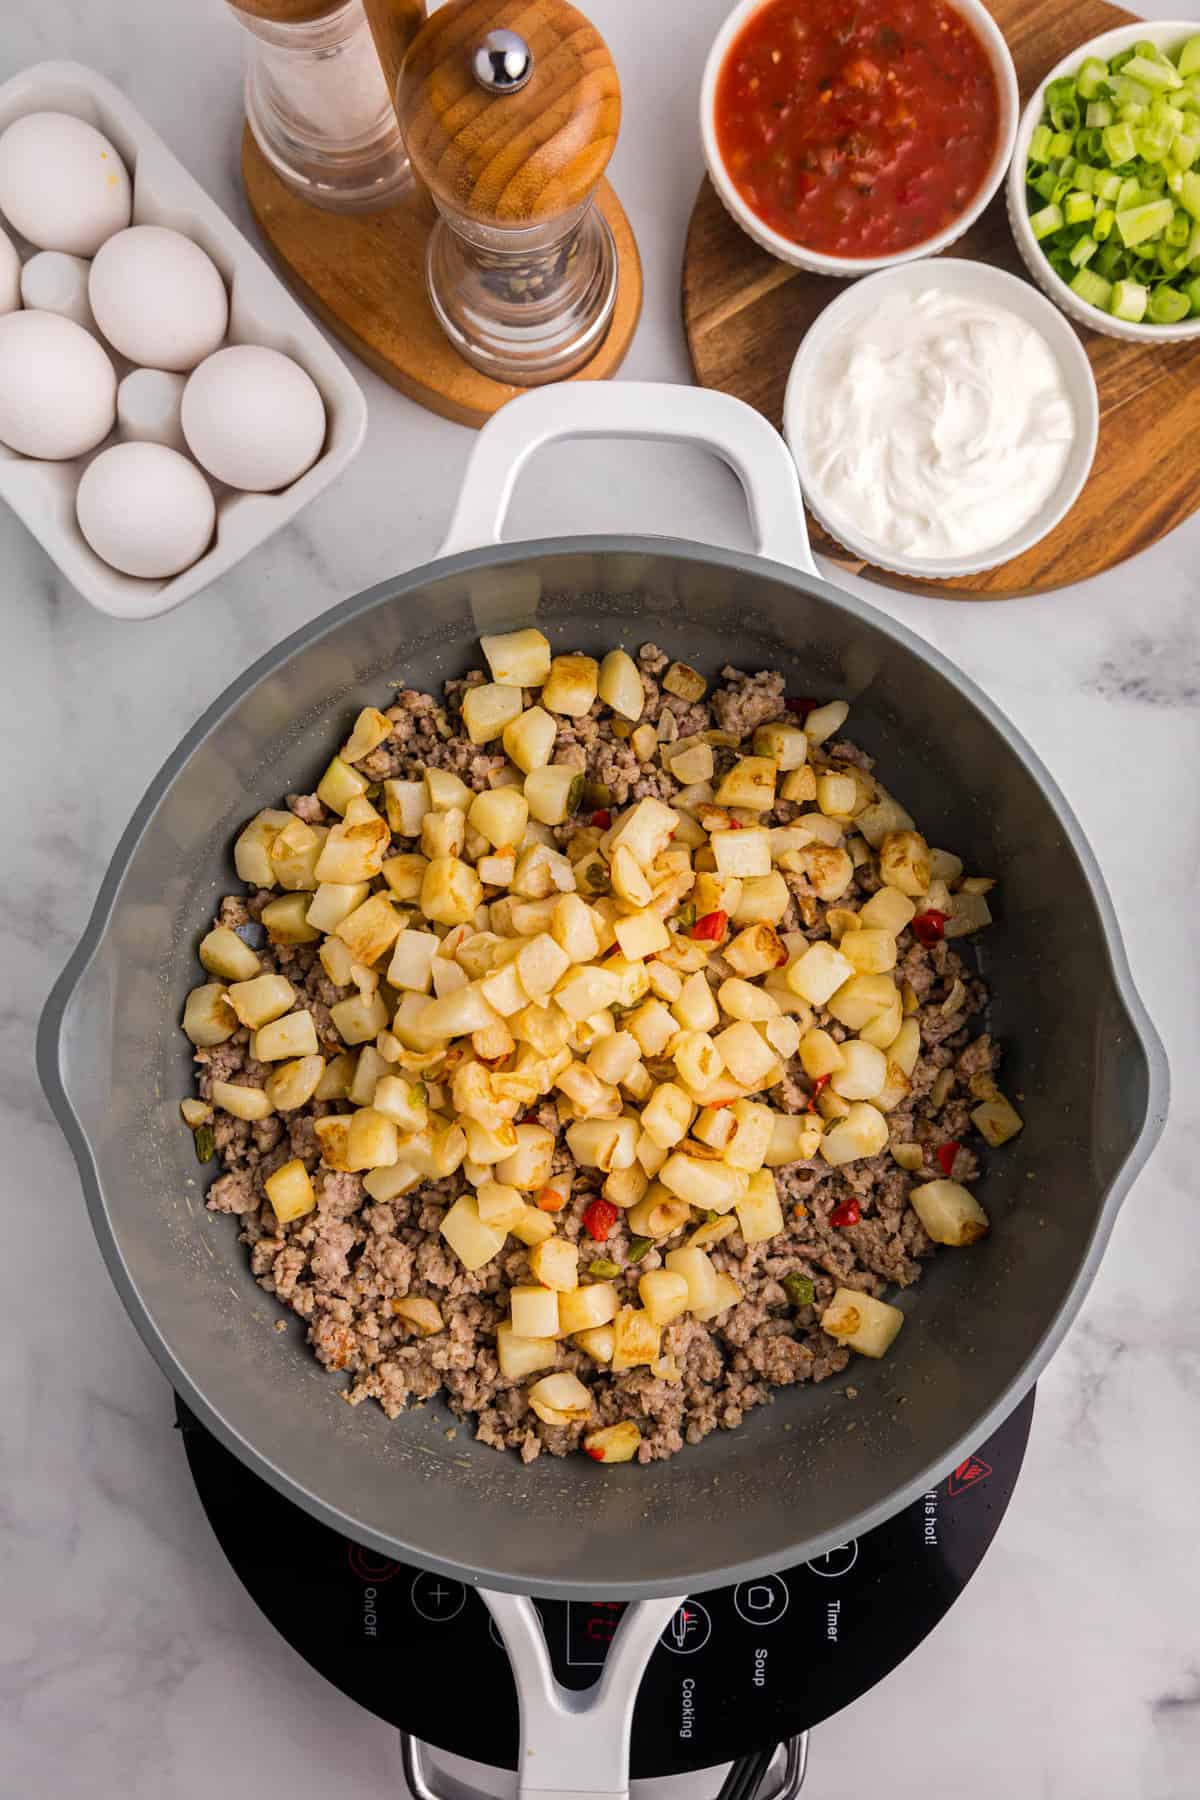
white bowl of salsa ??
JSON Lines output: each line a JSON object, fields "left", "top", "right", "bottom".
{"left": 701, "top": 0, "right": 1019, "bottom": 275}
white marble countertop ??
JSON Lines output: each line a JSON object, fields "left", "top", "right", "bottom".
{"left": 4, "top": 1, "right": 1198, "bottom": 1795}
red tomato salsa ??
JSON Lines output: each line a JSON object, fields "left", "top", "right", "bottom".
{"left": 714, "top": 0, "right": 1001, "bottom": 259}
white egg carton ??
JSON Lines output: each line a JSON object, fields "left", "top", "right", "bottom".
{"left": 0, "top": 61, "right": 367, "bottom": 621}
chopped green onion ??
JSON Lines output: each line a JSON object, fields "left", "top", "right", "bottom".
{"left": 588, "top": 1258, "right": 621, "bottom": 1280}
{"left": 194, "top": 1124, "right": 215, "bottom": 1163}
{"left": 1094, "top": 169, "right": 1122, "bottom": 202}
{"left": 1032, "top": 168, "right": 1059, "bottom": 203}
{"left": 1166, "top": 211, "right": 1192, "bottom": 246}
{"left": 1181, "top": 36, "right": 1200, "bottom": 80}
{"left": 1093, "top": 205, "right": 1116, "bottom": 242}
{"left": 1181, "top": 170, "right": 1200, "bottom": 221}
{"left": 1031, "top": 202, "right": 1064, "bottom": 240}
{"left": 1064, "top": 191, "right": 1095, "bottom": 224}
{"left": 1110, "top": 278, "right": 1148, "bottom": 321}
{"left": 1171, "top": 132, "right": 1199, "bottom": 171}
{"left": 1147, "top": 284, "right": 1190, "bottom": 322}
{"left": 626, "top": 1235, "right": 653, "bottom": 1263}
{"left": 782, "top": 1273, "right": 816, "bottom": 1308}
{"left": 1077, "top": 57, "right": 1111, "bottom": 100}
{"left": 1085, "top": 99, "right": 1114, "bottom": 127}
{"left": 1103, "top": 121, "right": 1137, "bottom": 164}
{"left": 1124, "top": 54, "right": 1183, "bottom": 93}
{"left": 1029, "top": 123, "right": 1055, "bottom": 163}
{"left": 1116, "top": 197, "right": 1175, "bottom": 245}
{"left": 1069, "top": 233, "right": 1099, "bottom": 268}
{"left": 1070, "top": 266, "right": 1113, "bottom": 309}
{"left": 1184, "top": 273, "right": 1200, "bottom": 314}
{"left": 1049, "top": 128, "right": 1075, "bottom": 157}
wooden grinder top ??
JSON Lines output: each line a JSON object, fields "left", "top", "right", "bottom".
{"left": 395, "top": 0, "right": 621, "bottom": 224}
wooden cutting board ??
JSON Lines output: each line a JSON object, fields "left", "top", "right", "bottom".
{"left": 682, "top": 0, "right": 1200, "bottom": 598}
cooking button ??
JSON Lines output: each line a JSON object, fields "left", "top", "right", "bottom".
{"left": 806, "top": 1541, "right": 859, "bottom": 1579}
{"left": 733, "top": 1577, "right": 789, "bottom": 1626}
{"left": 410, "top": 1572, "right": 466, "bottom": 1622}
{"left": 659, "top": 1600, "right": 712, "bottom": 1655}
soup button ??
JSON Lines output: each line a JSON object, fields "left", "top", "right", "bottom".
{"left": 733, "top": 1577, "right": 789, "bottom": 1626}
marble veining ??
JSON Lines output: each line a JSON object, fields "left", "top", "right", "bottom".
{"left": 2, "top": 2, "right": 1198, "bottom": 1797}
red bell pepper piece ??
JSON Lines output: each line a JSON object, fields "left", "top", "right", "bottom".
{"left": 829, "top": 1198, "right": 861, "bottom": 1228}
{"left": 582, "top": 1199, "right": 619, "bottom": 1242}
{"left": 912, "top": 910, "right": 947, "bottom": 946}
{"left": 936, "top": 1142, "right": 961, "bottom": 1177}
{"left": 690, "top": 910, "right": 728, "bottom": 942}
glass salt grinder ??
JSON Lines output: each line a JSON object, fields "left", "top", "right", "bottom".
{"left": 225, "top": 0, "right": 415, "bottom": 212}
{"left": 394, "top": 0, "right": 622, "bottom": 384}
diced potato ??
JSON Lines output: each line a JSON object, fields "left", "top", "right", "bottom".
{"left": 521, "top": 765, "right": 580, "bottom": 830}
{"left": 337, "top": 706, "right": 392, "bottom": 766}
{"left": 418, "top": 981, "right": 501, "bottom": 1039}
{"left": 234, "top": 808, "right": 293, "bottom": 886}
{"left": 603, "top": 1162, "right": 647, "bottom": 1208}
{"left": 856, "top": 796, "right": 916, "bottom": 848}
{"left": 527, "top": 1369, "right": 593, "bottom": 1426}
{"left": 312, "top": 1115, "right": 352, "bottom": 1170}
{"left": 664, "top": 1245, "right": 719, "bottom": 1314}
{"left": 377, "top": 858, "right": 425, "bottom": 908}
{"left": 784, "top": 942, "right": 852, "bottom": 1007}
{"left": 663, "top": 659, "right": 708, "bottom": 702}
{"left": 693, "top": 1105, "right": 736, "bottom": 1151}
{"left": 464, "top": 1115, "right": 519, "bottom": 1166}
{"left": 331, "top": 894, "right": 401, "bottom": 967}
{"left": 261, "top": 893, "right": 322, "bottom": 946}
{"left": 892, "top": 1143, "right": 924, "bottom": 1172}
{"left": 659, "top": 1154, "right": 745, "bottom": 1214}
{"left": 382, "top": 779, "right": 428, "bottom": 839}
{"left": 511, "top": 934, "right": 567, "bottom": 1003}
{"left": 764, "top": 1112, "right": 822, "bottom": 1165}
{"left": 303, "top": 881, "right": 368, "bottom": 935}
{"left": 265, "top": 1054, "right": 326, "bottom": 1112}
{"left": 225, "top": 973, "right": 296, "bottom": 1033}
{"left": 264, "top": 1159, "right": 316, "bottom": 1223}
{"left": 731, "top": 873, "right": 790, "bottom": 926}
{"left": 839, "top": 927, "right": 897, "bottom": 975}
{"left": 859, "top": 888, "right": 917, "bottom": 936}
{"left": 830, "top": 1039, "right": 887, "bottom": 1101}
{"left": 859, "top": 994, "right": 904, "bottom": 1050}
{"left": 612, "top": 908, "right": 669, "bottom": 962}
{"left": 496, "top": 1320, "right": 558, "bottom": 1379}
{"left": 793, "top": 844, "right": 854, "bottom": 903}
{"left": 558, "top": 1282, "right": 620, "bottom": 1335}
{"left": 315, "top": 757, "right": 369, "bottom": 823}
{"left": 372, "top": 1074, "right": 428, "bottom": 1134}
{"left": 815, "top": 772, "right": 859, "bottom": 819}
{"left": 779, "top": 765, "right": 817, "bottom": 805}
{"left": 198, "top": 926, "right": 261, "bottom": 983}
{"left": 666, "top": 738, "right": 714, "bottom": 784}
{"left": 763, "top": 1015, "right": 801, "bottom": 1062}
{"left": 440, "top": 1195, "right": 507, "bottom": 1272}
{"left": 735, "top": 1168, "right": 783, "bottom": 1242}
{"left": 609, "top": 1306, "right": 660, "bottom": 1373}
{"left": 793, "top": 1032, "right": 841, "bottom": 1087}
{"left": 461, "top": 683, "right": 524, "bottom": 745}
{"left": 341, "top": 1106, "right": 397, "bottom": 1172}
{"left": 499, "top": 707, "right": 553, "bottom": 777}
{"left": 420, "top": 856, "right": 484, "bottom": 927}
{"left": 509, "top": 1284, "right": 561, "bottom": 1338}
{"left": 384, "top": 929, "right": 436, "bottom": 995}
{"left": 692, "top": 1270, "right": 743, "bottom": 1323}
{"left": 541, "top": 653, "right": 598, "bottom": 717}
{"left": 545, "top": 893, "right": 598, "bottom": 963}
{"left": 595, "top": 647, "right": 644, "bottom": 721}
{"left": 753, "top": 721, "right": 808, "bottom": 768}
{"left": 635, "top": 1127, "right": 667, "bottom": 1174}
{"left": 820, "top": 1101, "right": 889, "bottom": 1166}
{"left": 825, "top": 973, "right": 897, "bottom": 1031}
{"left": 180, "top": 1097, "right": 211, "bottom": 1128}
{"left": 639, "top": 1081, "right": 694, "bottom": 1149}
{"left": 879, "top": 830, "right": 931, "bottom": 897}
{"left": 420, "top": 769, "right": 468, "bottom": 815}
{"left": 715, "top": 756, "right": 777, "bottom": 812}
{"left": 654, "top": 934, "right": 711, "bottom": 975}
{"left": 391, "top": 1296, "right": 444, "bottom": 1338}
{"left": 573, "top": 1325, "right": 615, "bottom": 1365}
{"left": 314, "top": 1051, "right": 355, "bottom": 1102}
{"left": 529, "top": 1235, "right": 579, "bottom": 1292}
{"left": 464, "top": 788, "right": 525, "bottom": 855}
{"left": 555, "top": 964, "right": 622, "bottom": 1022}
{"left": 972, "top": 1094, "right": 1024, "bottom": 1147}
{"left": 420, "top": 807, "right": 465, "bottom": 861}
{"left": 711, "top": 827, "right": 771, "bottom": 878}
{"left": 636, "top": 1269, "right": 688, "bottom": 1327}
{"left": 672, "top": 1030, "right": 725, "bottom": 1094}
{"left": 821, "top": 1287, "right": 904, "bottom": 1357}
{"left": 625, "top": 998, "right": 675, "bottom": 1058}
{"left": 583, "top": 1419, "right": 641, "bottom": 1461}
{"left": 585, "top": 1030, "right": 638, "bottom": 1087}
{"left": 724, "top": 1098, "right": 774, "bottom": 1171}
{"left": 714, "top": 1020, "right": 777, "bottom": 1089}
{"left": 803, "top": 699, "right": 849, "bottom": 745}
{"left": 210, "top": 1079, "right": 273, "bottom": 1122}
{"left": 607, "top": 800, "right": 678, "bottom": 876}
{"left": 725, "top": 922, "right": 787, "bottom": 980}
{"left": 944, "top": 891, "right": 993, "bottom": 939}
{"left": 313, "top": 816, "right": 390, "bottom": 886}
{"left": 478, "top": 627, "right": 550, "bottom": 687}
{"left": 909, "top": 1177, "right": 986, "bottom": 1245}
{"left": 717, "top": 978, "right": 777, "bottom": 1023}
{"left": 670, "top": 971, "right": 717, "bottom": 1035}
{"left": 509, "top": 1206, "right": 558, "bottom": 1247}
{"left": 183, "top": 982, "right": 236, "bottom": 1047}
{"left": 330, "top": 989, "right": 389, "bottom": 1045}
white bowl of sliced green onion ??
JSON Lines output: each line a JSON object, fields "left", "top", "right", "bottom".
{"left": 1007, "top": 21, "right": 1200, "bottom": 340}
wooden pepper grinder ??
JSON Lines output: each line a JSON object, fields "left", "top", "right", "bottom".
{"left": 392, "top": 0, "right": 622, "bottom": 384}
{"left": 225, "top": 0, "right": 414, "bottom": 211}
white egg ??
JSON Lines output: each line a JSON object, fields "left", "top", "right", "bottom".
{"left": 181, "top": 345, "right": 326, "bottom": 492}
{"left": 20, "top": 251, "right": 95, "bottom": 331}
{"left": 89, "top": 225, "right": 228, "bottom": 372}
{"left": 0, "top": 310, "right": 116, "bottom": 460}
{"left": 0, "top": 111, "right": 131, "bottom": 256}
{"left": 117, "top": 368, "right": 188, "bottom": 452}
{"left": 0, "top": 224, "right": 19, "bottom": 315}
{"left": 76, "top": 441, "right": 215, "bottom": 578}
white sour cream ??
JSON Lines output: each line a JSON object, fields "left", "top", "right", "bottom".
{"left": 800, "top": 288, "right": 1077, "bottom": 561}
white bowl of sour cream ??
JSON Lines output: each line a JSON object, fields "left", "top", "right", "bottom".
{"left": 783, "top": 259, "right": 1099, "bottom": 580}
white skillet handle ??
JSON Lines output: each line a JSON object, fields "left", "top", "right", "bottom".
{"left": 438, "top": 381, "right": 817, "bottom": 576}
{"left": 480, "top": 1589, "right": 686, "bottom": 1800}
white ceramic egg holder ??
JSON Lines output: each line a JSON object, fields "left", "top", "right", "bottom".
{"left": 0, "top": 62, "right": 367, "bottom": 621}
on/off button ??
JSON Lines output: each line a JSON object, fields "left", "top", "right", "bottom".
{"left": 733, "top": 1576, "right": 789, "bottom": 1626}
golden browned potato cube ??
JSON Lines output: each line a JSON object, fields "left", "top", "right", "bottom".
{"left": 529, "top": 1235, "right": 579, "bottom": 1292}
{"left": 659, "top": 1154, "right": 745, "bottom": 1214}
{"left": 597, "top": 648, "right": 645, "bottom": 721}
{"left": 666, "top": 738, "right": 714, "bottom": 784}
{"left": 510, "top": 1285, "right": 561, "bottom": 1339}
{"left": 711, "top": 826, "right": 771, "bottom": 878}
{"left": 558, "top": 1283, "right": 620, "bottom": 1335}
{"left": 734, "top": 1168, "right": 783, "bottom": 1242}
{"left": 638, "top": 1269, "right": 690, "bottom": 1326}
{"left": 264, "top": 1158, "right": 315, "bottom": 1224}
{"left": 825, "top": 973, "right": 897, "bottom": 1031}
{"left": 802, "top": 699, "right": 849, "bottom": 745}
{"left": 724, "top": 1098, "right": 774, "bottom": 1172}
{"left": 340, "top": 706, "right": 393, "bottom": 765}
{"left": 821, "top": 1288, "right": 904, "bottom": 1357}
{"left": 724, "top": 922, "right": 786, "bottom": 980}
{"left": 731, "top": 873, "right": 790, "bottom": 927}
{"left": 662, "top": 661, "right": 707, "bottom": 702}
{"left": 392, "top": 1296, "right": 444, "bottom": 1337}
{"left": 541, "top": 653, "right": 599, "bottom": 717}
{"left": 692, "top": 1270, "right": 743, "bottom": 1323}
{"left": 785, "top": 942, "right": 854, "bottom": 1007}
{"left": 840, "top": 927, "right": 897, "bottom": 975}
{"left": 608, "top": 796, "right": 679, "bottom": 868}
{"left": 330, "top": 989, "right": 389, "bottom": 1045}
{"left": 198, "top": 926, "right": 261, "bottom": 983}
{"left": 764, "top": 1113, "right": 823, "bottom": 1165}
{"left": 480, "top": 627, "right": 551, "bottom": 688}
{"left": 779, "top": 765, "right": 817, "bottom": 805}
{"left": 421, "top": 856, "right": 484, "bottom": 927}
{"left": 461, "top": 682, "right": 524, "bottom": 745}
{"left": 440, "top": 1195, "right": 507, "bottom": 1272}
{"left": 858, "top": 887, "right": 917, "bottom": 935}
{"left": 819, "top": 1101, "right": 889, "bottom": 1166}
{"left": 664, "top": 1245, "right": 719, "bottom": 1313}
{"left": 714, "top": 1020, "right": 777, "bottom": 1089}
{"left": 233, "top": 808, "right": 293, "bottom": 886}
{"left": 574, "top": 1325, "right": 616, "bottom": 1365}
{"left": 879, "top": 830, "right": 931, "bottom": 897}
{"left": 626, "top": 1191, "right": 691, "bottom": 1239}
{"left": 495, "top": 1320, "right": 558, "bottom": 1379}
{"left": 910, "top": 1178, "right": 990, "bottom": 1245}
{"left": 528, "top": 1370, "right": 593, "bottom": 1425}
{"left": 503, "top": 705, "right": 557, "bottom": 775}
{"left": 210, "top": 1079, "right": 273, "bottom": 1122}
{"left": 971, "top": 1094, "right": 1023, "bottom": 1146}
{"left": 582, "top": 1419, "right": 641, "bottom": 1462}
{"left": 182, "top": 982, "right": 236, "bottom": 1048}
{"left": 715, "top": 756, "right": 777, "bottom": 812}
{"left": 830, "top": 1039, "right": 888, "bottom": 1102}
{"left": 265, "top": 1054, "right": 326, "bottom": 1112}
{"left": 261, "top": 893, "right": 322, "bottom": 946}
{"left": 227, "top": 973, "right": 296, "bottom": 1030}
{"left": 610, "top": 1305, "right": 661, "bottom": 1372}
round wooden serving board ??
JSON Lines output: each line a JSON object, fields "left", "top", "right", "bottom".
{"left": 242, "top": 131, "right": 643, "bottom": 429}
{"left": 683, "top": 0, "right": 1200, "bottom": 598}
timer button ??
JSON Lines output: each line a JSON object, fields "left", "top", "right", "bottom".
{"left": 410, "top": 1572, "right": 466, "bottom": 1622}
{"left": 733, "top": 1576, "right": 790, "bottom": 1626}
{"left": 806, "top": 1541, "right": 859, "bottom": 1579}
